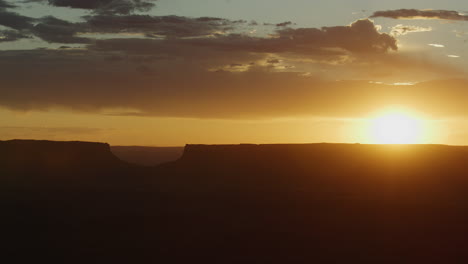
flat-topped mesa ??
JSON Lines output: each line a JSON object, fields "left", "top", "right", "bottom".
{"left": 0, "top": 140, "right": 125, "bottom": 172}
{"left": 178, "top": 143, "right": 468, "bottom": 173}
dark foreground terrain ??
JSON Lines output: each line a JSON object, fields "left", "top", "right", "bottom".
{"left": 2, "top": 140, "right": 468, "bottom": 263}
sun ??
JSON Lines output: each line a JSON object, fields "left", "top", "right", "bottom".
{"left": 370, "top": 111, "right": 423, "bottom": 144}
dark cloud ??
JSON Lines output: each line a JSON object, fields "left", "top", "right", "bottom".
{"left": 371, "top": 9, "right": 468, "bottom": 21}
{"left": 267, "top": 59, "right": 280, "bottom": 64}
{"left": 0, "top": 1, "right": 35, "bottom": 32}
{"left": 278, "top": 19, "right": 397, "bottom": 53}
{"left": 183, "top": 19, "right": 397, "bottom": 55}
{"left": 0, "top": 10, "right": 35, "bottom": 30}
{"left": 0, "top": 29, "right": 31, "bottom": 41}
{"left": 276, "top": 21, "right": 293, "bottom": 27}
{"left": 0, "top": 9, "right": 91, "bottom": 43}
{"left": 8, "top": 13, "right": 245, "bottom": 43}
{"left": 1, "top": 4, "right": 397, "bottom": 56}
{"left": 29, "top": 0, "right": 157, "bottom": 14}
{"left": 0, "top": 0, "right": 15, "bottom": 9}
{"left": 32, "top": 16, "right": 90, "bottom": 43}
{"left": 84, "top": 14, "right": 241, "bottom": 38}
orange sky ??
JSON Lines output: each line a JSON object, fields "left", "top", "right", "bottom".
{"left": 1, "top": 1, "right": 468, "bottom": 145}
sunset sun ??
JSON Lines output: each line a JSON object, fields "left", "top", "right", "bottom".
{"left": 370, "top": 111, "right": 423, "bottom": 144}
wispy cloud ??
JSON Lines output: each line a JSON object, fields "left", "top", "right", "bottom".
{"left": 371, "top": 9, "right": 468, "bottom": 21}
{"left": 390, "top": 24, "right": 432, "bottom": 36}
{"left": 25, "top": 0, "right": 157, "bottom": 15}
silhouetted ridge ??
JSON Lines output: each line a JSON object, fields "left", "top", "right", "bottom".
{"left": 179, "top": 143, "right": 468, "bottom": 167}
{"left": 0, "top": 140, "right": 125, "bottom": 172}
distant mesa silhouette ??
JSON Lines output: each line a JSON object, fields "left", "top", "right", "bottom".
{"left": 0, "top": 139, "right": 127, "bottom": 173}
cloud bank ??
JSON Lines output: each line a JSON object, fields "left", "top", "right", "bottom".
{"left": 0, "top": 47, "right": 464, "bottom": 119}
{"left": 0, "top": 1, "right": 465, "bottom": 120}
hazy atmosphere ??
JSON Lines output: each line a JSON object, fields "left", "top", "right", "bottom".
{"left": 1, "top": 0, "right": 468, "bottom": 145}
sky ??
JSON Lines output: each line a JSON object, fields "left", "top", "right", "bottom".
{"left": 0, "top": 0, "right": 468, "bottom": 146}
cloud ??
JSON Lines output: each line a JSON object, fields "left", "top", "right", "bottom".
{"left": 166, "top": 19, "right": 396, "bottom": 56}
{"left": 32, "top": 16, "right": 90, "bottom": 43}
{"left": 19, "top": 14, "right": 395, "bottom": 57}
{"left": 2, "top": 12, "right": 246, "bottom": 43}
{"left": 28, "top": 0, "right": 157, "bottom": 15}
{"left": 0, "top": 13, "right": 462, "bottom": 121}
{"left": 0, "top": 2, "right": 35, "bottom": 33}
{"left": 0, "top": 0, "right": 15, "bottom": 9}
{"left": 0, "top": 48, "right": 464, "bottom": 119}
{"left": 390, "top": 24, "right": 432, "bottom": 36}
{"left": 275, "top": 19, "right": 397, "bottom": 53}
{"left": 428, "top": 43, "right": 444, "bottom": 48}
{"left": 84, "top": 14, "right": 243, "bottom": 38}
{"left": 0, "top": 0, "right": 466, "bottom": 126}
{"left": 0, "top": 29, "right": 31, "bottom": 42}
{"left": 371, "top": 9, "right": 468, "bottom": 21}
{"left": 0, "top": 3, "right": 397, "bottom": 56}
{"left": 0, "top": 9, "right": 35, "bottom": 30}
{"left": 86, "top": 34, "right": 457, "bottom": 81}
{"left": 276, "top": 21, "right": 293, "bottom": 27}
{"left": 3, "top": 12, "right": 239, "bottom": 43}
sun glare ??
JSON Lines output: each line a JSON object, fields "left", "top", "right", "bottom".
{"left": 370, "top": 111, "right": 423, "bottom": 144}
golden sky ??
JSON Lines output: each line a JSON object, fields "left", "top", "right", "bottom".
{"left": 0, "top": 0, "right": 468, "bottom": 145}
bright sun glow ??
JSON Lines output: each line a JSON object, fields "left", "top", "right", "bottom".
{"left": 370, "top": 111, "right": 423, "bottom": 144}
